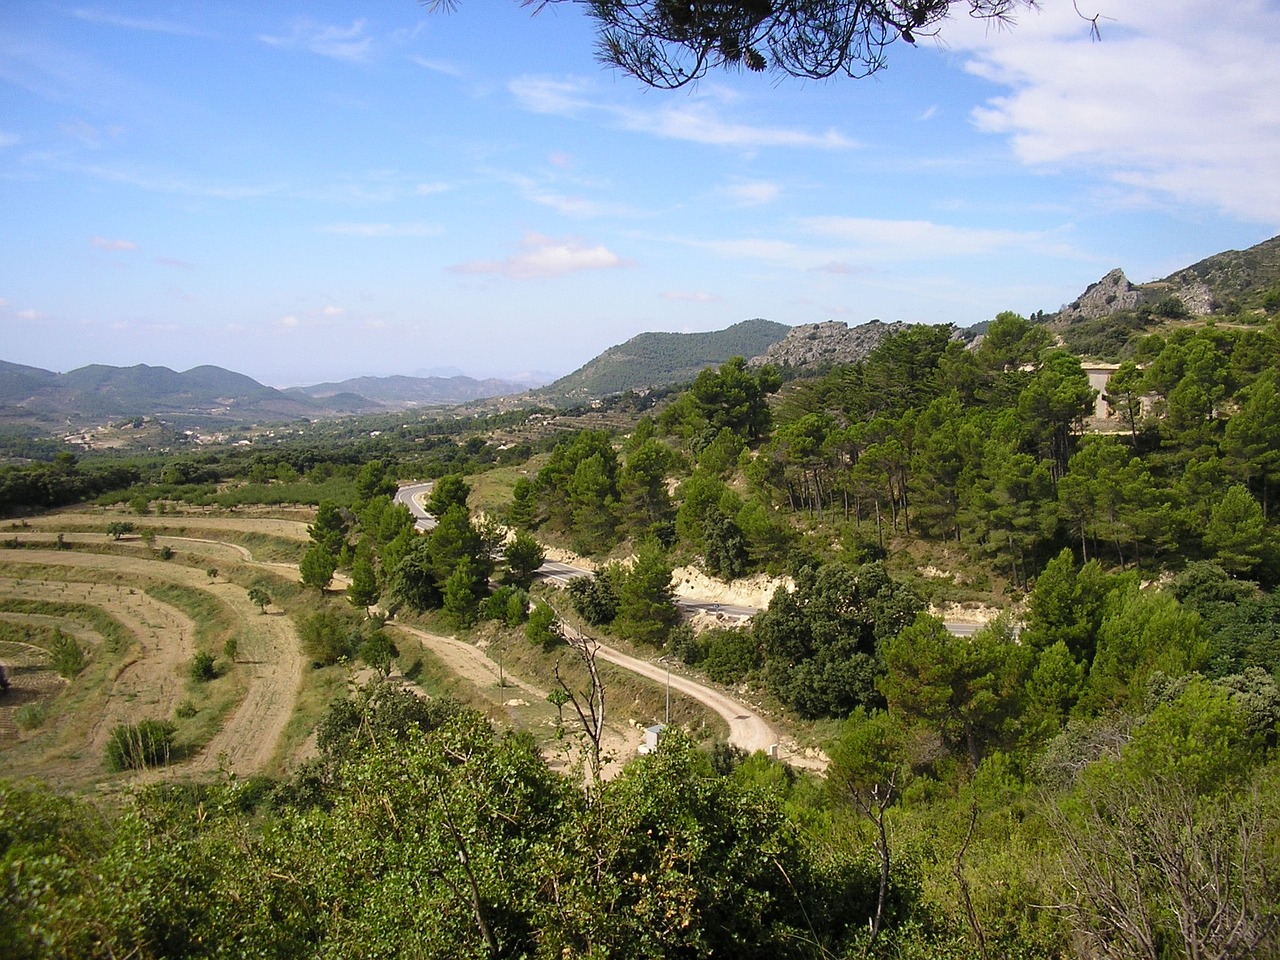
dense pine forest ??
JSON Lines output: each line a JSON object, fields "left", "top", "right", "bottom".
{"left": 3, "top": 309, "right": 1279, "bottom": 958}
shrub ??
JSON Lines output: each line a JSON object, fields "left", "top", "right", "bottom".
{"left": 106, "top": 719, "right": 176, "bottom": 771}
{"left": 701, "top": 628, "right": 762, "bottom": 684}
{"left": 49, "top": 629, "right": 86, "bottom": 678}
{"left": 189, "top": 651, "right": 217, "bottom": 683}
{"left": 16, "top": 702, "right": 48, "bottom": 730}
{"left": 301, "top": 610, "right": 359, "bottom": 666}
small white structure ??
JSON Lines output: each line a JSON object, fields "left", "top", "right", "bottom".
{"left": 638, "top": 723, "right": 666, "bottom": 755}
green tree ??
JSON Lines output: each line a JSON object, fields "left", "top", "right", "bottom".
{"left": 1079, "top": 584, "right": 1208, "bottom": 715}
{"left": 828, "top": 707, "right": 910, "bottom": 946}
{"left": 308, "top": 499, "right": 348, "bottom": 555}
{"left": 347, "top": 541, "right": 380, "bottom": 607}
{"left": 1224, "top": 370, "right": 1280, "bottom": 518}
{"left": 354, "top": 459, "right": 396, "bottom": 502}
{"left": 301, "top": 610, "right": 359, "bottom": 666}
{"left": 613, "top": 540, "right": 679, "bottom": 646}
{"left": 247, "top": 585, "right": 272, "bottom": 613}
{"left": 1104, "top": 359, "right": 1146, "bottom": 442}
{"left": 385, "top": 535, "right": 443, "bottom": 613}
{"left": 879, "top": 615, "right": 1027, "bottom": 767}
{"left": 105, "top": 521, "right": 133, "bottom": 540}
{"left": 522, "top": 0, "right": 1034, "bottom": 89}
{"left": 359, "top": 630, "right": 399, "bottom": 677}
{"left": 442, "top": 560, "right": 481, "bottom": 628}
{"left": 503, "top": 530, "right": 545, "bottom": 588}
{"left": 1017, "top": 349, "right": 1096, "bottom": 481}
{"left": 426, "top": 473, "right": 471, "bottom": 516}
{"left": 568, "top": 452, "right": 620, "bottom": 555}
{"left": 525, "top": 599, "right": 562, "bottom": 649}
{"left": 1204, "top": 484, "right": 1270, "bottom": 577}
{"left": 299, "top": 543, "right": 338, "bottom": 592}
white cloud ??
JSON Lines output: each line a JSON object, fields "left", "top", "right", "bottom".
{"left": 278, "top": 314, "right": 300, "bottom": 328}
{"left": 258, "top": 19, "right": 373, "bottom": 63}
{"left": 410, "top": 55, "right": 462, "bottom": 77}
{"left": 949, "top": 0, "right": 1280, "bottom": 222}
{"left": 528, "top": 190, "right": 634, "bottom": 218}
{"left": 798, "top": 217, "right": 1043, "bottom": 259}
{"left": 71, "top": 8, "right": 205, "bottom": 36}
{"left": 415, "top": 181, "right": 450, "bottom": 196}
{"left": 722, "top": 180, "right": 780, "bottom": 206}
{"left": 18, "top": 308, "right": 47, "bottom": 320}
{"left": 75, "top": 162, "right": 280, "bottom": 199}
{"left": 691, "top": 218, "right": 1068, "bottom": 271}
{"left": 450, "top": 232, "right": 629, "bottom": 279}
{"left": 510, "top": 75, "right": 856, "bottom": 149}
{"left": 90, "top": 236, "right": 138, "bottom": 251}
{"left": 0, "top": 131, "right": 21, "bottom": 148}
{"left": 322, "top": 305, "right": 346, "bottom": 316}
{"left": 662, "top": 290, "right": 719, "bottom": 302}
{"left": 318, "top": 222, "right": 440, "bottom": 237}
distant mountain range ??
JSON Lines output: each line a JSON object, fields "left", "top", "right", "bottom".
{"left": 0, "top": 361, "right": 535, "bottom": 428}
{"left": 5, "top": 234, "right": 1276, "bottom": 432}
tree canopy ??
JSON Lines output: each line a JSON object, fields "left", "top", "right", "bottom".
{"left": 442, "top": 1, "right": 1049, "bottom": 89}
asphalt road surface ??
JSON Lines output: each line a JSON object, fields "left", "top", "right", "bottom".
{"left": 394, "top": 481, "right": 437, "bottom": 531}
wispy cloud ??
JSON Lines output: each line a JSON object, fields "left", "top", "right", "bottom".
{"left": 322, "top": 305, "right": 346, "bottom": 316}
{"left": 0, "top": 132, "right": 21, "bottom": 148}
{"left": 155, "top": 256, "right": 195, "bottom": 269}
{"left": 90, "top": 236, "right": 138, "bottom": 251}
{"left": 510, "top": 75, "right": 856, "bottom": 149}
{"left": 410, "top": 55, "right": 462, "bottom": 77}
{"left": 450, "top": 232, "right": 629, "bottom": 279}
{"left": 71, "top": 8, "right": 206, "bottom": 37}
{"left": 722, "top": 180, "right": 780, "bottom": 206}
{"left": 318, "top": 222, "right": 440, "bottom": 237}
{"left": 798, "top": 217, "right": 1042, "bottom": 259}
{"left": 528, "top": 190, "right": 634, "bottom": 218}
{"left": 690, "top": 218, "right": 1067, "bottom": 271}
{"left": 60, "top": 119, "right": 122, "bottom": 147}
{"left": 74, "top": 162, "right": 281, "bottom": 200}
{"left": 258, "top": 19, "right": 373, "bottom": 63}
{"left": 950, "top": 0, "right": 1280, "bottom": 221}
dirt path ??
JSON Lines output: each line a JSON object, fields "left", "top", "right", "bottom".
{"left": 559, "top": 625, "right": 779, "bottom": 755}
{"left": 17, "top": 512, "right": 311, "bottom": 542}
{"left": 0, "top": 549, "right": 303, "bottom": 777}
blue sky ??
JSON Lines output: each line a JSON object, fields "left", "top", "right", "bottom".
{"left": 2, "top": 1, "right": 1277, "bottom": 387}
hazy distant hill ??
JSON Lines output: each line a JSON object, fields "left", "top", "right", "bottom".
{"left": 290, "top": 374, "right": 533, "bottom": 407}
{"left": 0, "top": 362, "right": 318, "bottom": 423}
{"left": 538, "top": 318, "right": 790, "bottom": 401}
{"left": 0, "top": 361, "right": 538, "bottom": 429}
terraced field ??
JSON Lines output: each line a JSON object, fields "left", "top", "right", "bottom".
{"left": 1, "top": 502, "right": 794, "bottom": 792}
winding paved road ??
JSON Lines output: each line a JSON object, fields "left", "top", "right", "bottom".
{"left": 394, "top": 481, "right": 437, "bottom": 531}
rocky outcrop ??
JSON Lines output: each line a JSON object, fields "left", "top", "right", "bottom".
{"left": 1058, "top": 268, "right": 1140, "bottom": 322}
{"left": 749, "top": 319, "right": 907, "bottom": 369}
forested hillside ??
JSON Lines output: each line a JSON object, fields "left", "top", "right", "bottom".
{"left": 3, "top": 307, "right": 1280, "bottom": 959}
{"left": 538, "top": 317, "right": 789, "bottom": 400}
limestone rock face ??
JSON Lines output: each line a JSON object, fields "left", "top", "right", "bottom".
{"left": 1059, "top": 268, "right": 1139, "bottom": 321}
{"left": 749, "top": 319, "right": 907, "bottom": 369}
